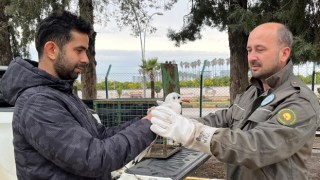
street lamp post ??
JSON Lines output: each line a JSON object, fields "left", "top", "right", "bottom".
{"left": 140, "top": 12, "right": 163, "bottom": 98}
{"left": 142, "top": 12, "right": 163, "bottom": 61}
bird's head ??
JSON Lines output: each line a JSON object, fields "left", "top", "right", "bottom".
{"left": 165, "top": 92, "right": 189, "bottom": 104}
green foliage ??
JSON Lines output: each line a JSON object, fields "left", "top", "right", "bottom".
{"left": 140, "top": 57, "right": 160, "bottom": 73}
{"left": 154, "top": 84, "right": 162, "bottom": 98}
{"left": 140, "top": 57, "right": 160, "bottom": 98}
{"left": 296, "top": 75, "right": 312, "bottom": 84}
{"left": 292, "top": 36, "right": 319, "bottom": 64}
{"left": 74, "top": 81, "right": 82, "bottom": 90}
{"left": 297, "top": 73, "right": 320, "bottom": 84}
{"left": 97, "top": 81, "right": 106, "bottom": 90}
{"left": 79, "top": 72, "right": 320, "bottom": 91}
{"left": 3, "top": 0, "right": 178, "bottom": 58}
{"left": 154, "top": 85, "right": 162, "bottom": 93}
{"left": 5, "top": 0, "right": 68, "bottom": 57}
{"left": 116, "top": 87, "right": 122, "bottom": 98}
{"left": 2, "top": 0, "right": 178, "bottom": 99}
{"left": 107, "top": 81, "right": 142, "bottom": 90}
{"left": 166, "top": 0, "right": 319, "bottom": 103}
{"left": 316, "top": 72, "right": 320, "bottom": 84}
{"left": 171, "top": 0, "right": 319, "bottom": 61}
{"left": 80, "top": 77, "right": 229, "bottom": 91}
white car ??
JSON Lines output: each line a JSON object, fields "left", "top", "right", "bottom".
{"left": 0, "top": 108, "right": 15, "bottom": 180}
{"left": 0, "top": 66, "right": 16, "bottom": 179}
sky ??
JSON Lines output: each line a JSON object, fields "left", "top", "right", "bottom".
{"left": 30, "top": 0, "right": 230, "bottom": 81}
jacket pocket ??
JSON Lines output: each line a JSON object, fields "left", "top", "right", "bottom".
{"left": 230, "top": 104, "right": 245, "bottom": 129}
{"left": 248, "top": 108, "right": 272, "bottom": 123}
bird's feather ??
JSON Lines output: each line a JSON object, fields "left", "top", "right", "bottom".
{"left": 134, "top": 92, "right": 187, "bottom": 164}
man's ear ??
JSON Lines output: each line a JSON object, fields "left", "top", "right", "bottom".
{"left": 43, "top": 41, "right": 59, "bottom": 61}
{"left": 281, "top": 47, "right": 291, "bottom": 63}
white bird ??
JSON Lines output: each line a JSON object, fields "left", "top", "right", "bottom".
{"left": 156, "top": 92, "right": 189, "bottom": 114}
{"left": 133, "top": 92, "right": 189, "bottom": 164}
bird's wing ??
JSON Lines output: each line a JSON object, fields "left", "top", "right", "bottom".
{"left": 156, "top": 100, "right": 164, "bottom": 106}
{"left": 160, "top": 102, "right": 172, "bottom": 108}
{"left": 169, "top": 102, "right": 182, "bottom": 114}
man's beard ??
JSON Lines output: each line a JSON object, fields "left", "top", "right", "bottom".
{"left": 250, "top": 60, "right": 280, "bottom": 80}
{"left": 54, "top": 51, "right": 80, "bottom": 80}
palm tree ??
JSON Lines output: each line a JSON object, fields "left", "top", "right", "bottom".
{"left": 184, "top": 62, "right": 190, "bottom": 79}
{"left": 211, "top": 58, "right": 218, "bottom": 77}
{"left": 225, "top": 58, "right": 230, "bottom": 67}
{"left": 180, "top": 61, "right": 184, "bottom": 72}
{"left": 140, "top": 57, "right": 160, "bottom": 98}
{"left": 197, "top": 59, "right": 201, "bottom": 73}
{"left": 218, "top": 58, "right": 225, "bottom": 76}
{"left": 191, "top": 61, "right": 197, "bottom": 78}
{"left": 225, "top": 58, "right": 230, "bottom": 76}
{"left": 206, "top": 59, "right": 210, "bottom": 72}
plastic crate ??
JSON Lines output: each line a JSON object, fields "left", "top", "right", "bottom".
{"left": 93, "top": 98, "right": 159, "bottom": 127}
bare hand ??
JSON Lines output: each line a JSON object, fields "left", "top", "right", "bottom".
{"left": 143, "top": 106, "right": 156, "bottom": 120}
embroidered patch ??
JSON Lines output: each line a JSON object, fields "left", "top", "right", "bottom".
{"left": 276, "top": 108, "right": 297, "bottom": 126}
{"left": 261, "top": 93, "right": 275, "bottom": 106}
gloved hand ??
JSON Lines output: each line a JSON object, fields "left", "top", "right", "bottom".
{"left": 150, "top": 106, "right": 218, "bottom": 154}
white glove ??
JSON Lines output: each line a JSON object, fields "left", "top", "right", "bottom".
{"left": 150, "top": 106, "right": 218, "bottom": 154}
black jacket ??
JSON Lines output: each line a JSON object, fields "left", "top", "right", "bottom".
{"left": 0, "top": 57, "right": 155, "bottom": 179}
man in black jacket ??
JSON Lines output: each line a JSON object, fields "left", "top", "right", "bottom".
{"left": 0, "top": 10, "right": 155, "bottom": 180}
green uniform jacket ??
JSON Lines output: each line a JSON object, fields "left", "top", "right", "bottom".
{"left": 201, "top": 61, "right": 320, "bottom": 180}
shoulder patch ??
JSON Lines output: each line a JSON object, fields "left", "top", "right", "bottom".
{"left": 261, "top": 93, "right": 275, "bottom": 106}
{"left": 276, "top": 108, "right": 297, "bottom": 126}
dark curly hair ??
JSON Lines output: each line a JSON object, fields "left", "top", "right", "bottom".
{"left": 35, "top": 10, "right": 91, "bottom": 59}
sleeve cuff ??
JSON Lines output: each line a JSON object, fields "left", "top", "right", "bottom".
{"left": 186, "top": 123, "right": 218, "bottom": 155}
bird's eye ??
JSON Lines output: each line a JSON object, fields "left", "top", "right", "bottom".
{"left": 178, "top": 96, "right": 181, "bottom": 99}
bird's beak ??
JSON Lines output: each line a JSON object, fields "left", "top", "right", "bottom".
{"left": 181, "top": 99, "right": 190, "bottom": 103}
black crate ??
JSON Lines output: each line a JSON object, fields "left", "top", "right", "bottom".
{"left": 93, "top": 98, "right": 159, "bottom": 127}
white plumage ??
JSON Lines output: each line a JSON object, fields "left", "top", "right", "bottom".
{"left": 133, "top": 92, "right": 189, "bottom": 164}
{"left": 156, "top": 92, "right": 189, "bottom": 114}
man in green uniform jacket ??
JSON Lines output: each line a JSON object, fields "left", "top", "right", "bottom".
{"left": 150, "top": 22, "right": 320, "bottom": 180}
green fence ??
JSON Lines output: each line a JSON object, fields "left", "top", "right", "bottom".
{"left": 93, "top": 98, "right": 159, "bottom": 126}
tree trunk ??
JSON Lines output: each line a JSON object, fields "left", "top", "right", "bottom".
{"left": 228, "top": 0, "right": 249, "bottom": 104}
{"left": 150, "top": 72, "right": 155, "bottom": 98}
{"left": 79, "top": 0, "right": 97, "bottom": 99}
{"left": 0, "top": 1, "right": 13, "bottom": 65}
{"left": 228, "top": 28, "right": 249, "bottom": 104}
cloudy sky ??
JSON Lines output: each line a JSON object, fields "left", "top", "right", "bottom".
{"left": 30, "top": 0, "right": 230, "bottom": 80}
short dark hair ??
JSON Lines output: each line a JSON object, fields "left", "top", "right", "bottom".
{"left": 35, "top": 10, "right": 91, "bottom": 59}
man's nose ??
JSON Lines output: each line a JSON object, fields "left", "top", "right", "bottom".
{"left": 81, "top": 54, "right": 89, "bottom": 64}
{"left": 248, "top": 52, "right": 258, "bottom": 62}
